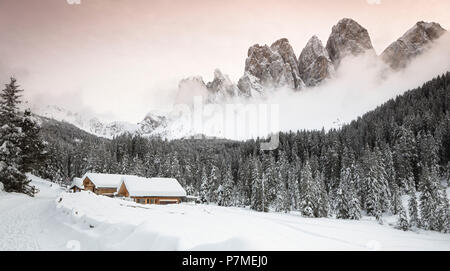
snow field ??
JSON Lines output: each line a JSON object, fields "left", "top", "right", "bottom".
{"left": 56, "top": 190, "right": 450, "bottom": 251}
{"left": 1, "top": 175, "right": 449, "bottom": 251}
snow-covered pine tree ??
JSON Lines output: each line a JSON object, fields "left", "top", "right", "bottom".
{"left": 335, "top": 185, "right": 348, "bottom": 219}
{"left": 251, "top": 157, "right": 265, "bottom": 212}
{"left": 419, "top": 166, "right": 440, "bottom": 230}
{"left": 273, "top": 169, "right": 289, "bottom": 212}
{"left": 20, "top": 109, "right": 46, "bottom": 173}
{"left": 160, "top": 154, "right": 172, "bottom": 177}
{"left": 262, "top": 153, "right": 277, "bottom": 208}
{"left": 238, "top": 157, "right": 252, "bottom": 206}
{"left": 0, "top": 77, "right": 29, "bottom": 192}
{"left": 87, "top": 145, "right": 105, "bottom": 173}
{"left": 348, "top": 163, "right": 362, "bottom": 220}
{"left": 170, "top": 152, "right": 184, "bottom": 186}
{"left": 336, "top": 165, "right": 361, "bottom": 220}
{"left": 375, "top": 146, "right": 392, "bottom": 213}
{"left": 182, "top": 157, "right": 193, "bottom": 189}
{"left": 397, "top": 204, "right": 410, "bottom": 231}
{"left": 199, "top": 166, "right": 210, "bottom": 203}
{"left": 218, "top": 165, "right": 234, "bottom": 206}
{"left": 417, "top": 131, "right": 439, "bottom": 181}
{"left": 289, "top": 146, "right": 302, "bottom": 210}
{"left": 132, "top": 155, "right": 145, "bottom": 176}
{"left": 341, "top": 146, "right": 355, "bottom": 170}
{"left": 152, "top": 154, "right": 161, "bottom": 177}
{"left": 383, "top": 145, "right": 398, "bottom": 214}
{"left": 299, "top": 161, "right": 316, "bottom": 217}
{"left": 277, "top": 150, "right": 289, "bottom": 184}
{"left": 336, "top": 167, "right": 350, "bottom": 219}
{"left": 408, "top": 188, "right": 420, "bottom": 228}
{"left": 143, "top": 152, "right": 155, "bottom": 177}
{"left": 436, "top": 189, "right": 450, "bottom": 233}
{"left": 208, "top": 164, "right": 219, "bottom": 203}
{"left": 315, "top": 170, "right": 329, "bottom": 217}
{"left": 216, "top": 184, "right": 224, "bottom": 206}
{"left": 383, "top": 146, "right": 396, "bottom": 184}
{"left": 323, "top": 140, "right": 340, "bottom": 188}
{"left": 287, "top": 164, "right": 300, "bottom": 210}
{"left": 391, "top": 182, "right": 402, "bottom": 215}
{"left": 362, "top": 148, "right": 383, "bottom": 222}
{"left": 393, "top": 126, "right": 417, "bottom": 192}
{"left": 185, "top": 184, "right": 195, "bottom": 197}
{"left": 120, "top": 153, "right": 131, "bottom": 174}
{"left": 261, "top": 172, "right": 267, "bottom": 212}
{"left": 354, "top": 161, "right": 365, "bottom": 208}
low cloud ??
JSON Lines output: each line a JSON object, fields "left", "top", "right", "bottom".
{"left": 264, "top": 33, "right": 450, "bottom": 134}
{"left": 171, "top": 33, "right": 450, "bottom": 140}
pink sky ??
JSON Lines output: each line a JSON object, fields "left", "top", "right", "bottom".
{"left": 0, "top": 0, "right": 449, "bottom": 122}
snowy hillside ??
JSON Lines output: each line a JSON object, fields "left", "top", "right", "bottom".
{"left": 1, "top": 175, "right": 449, "bottom": 251}
{"left": 32, "top": 104, "right": 224, "bottom": 140}
{"left": 31, "top": 105, "right": 172, "bottom": 139}
{"left": 31, "top": 105, "right": 139, "bottom": 139}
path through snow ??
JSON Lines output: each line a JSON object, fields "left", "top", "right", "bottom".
{"left": 0, "top": 175, "right": 100, "bottom": 250}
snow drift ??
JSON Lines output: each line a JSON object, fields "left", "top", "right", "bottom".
{"left": 53, "top": 191, "right": 450, "bottom": 251}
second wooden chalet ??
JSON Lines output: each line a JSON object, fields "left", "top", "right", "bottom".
{"left": 81, "top": 173, "right": 125, "bottom": 196}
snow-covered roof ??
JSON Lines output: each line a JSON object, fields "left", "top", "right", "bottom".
{"left": 70, "top": 177, "right": 84, "bottom": 189}
{"left": 81, "top": 173, "right": 131, "bottom": 188}
{"left": 120, "top": 176, "right": 186, "bottom": 197}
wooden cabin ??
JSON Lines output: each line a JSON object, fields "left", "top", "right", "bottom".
{"left": 117, "top": 176, "right": 186, "bottom": 205}
{"left": 81, "top": 173, "right": 125, "bottom": 197}
{"left": 69, "top": 177, "right": 83, "bottom": 193}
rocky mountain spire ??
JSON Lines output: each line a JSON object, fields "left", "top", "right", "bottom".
{"left": 381, "top": 21, "right": 446, "bottom": 70}
{"left": 270, "top": 38, "right": 304, "bottom": 89}
{"left": 206, "top": 69, "right": 240, "bottom": 99}
{"left": 239, "top": 38, "right": 304, "bottom": 95}
{"left": 176, "top": 18, "right": 446, "bottom": 101}
{"left": 237, "top": 72, "right": 264, "bottom": 98}
{"left": 298, "top": 36, "right": 334, "bottom": 87}
{"left": 325, "top": 18, "right": 375, "bottom": 67}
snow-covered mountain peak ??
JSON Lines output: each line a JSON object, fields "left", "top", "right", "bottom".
{"left": 325, "top": 18, "right": 375, "bottom": 67}
{"left": 31, "top": 104, "right": 140, "bottom": 139}
{"left": 298, "top": 35, "right": 334, "bottom": 86}
{"left": 381, "top": 21, "right": 446, "bottom": 70}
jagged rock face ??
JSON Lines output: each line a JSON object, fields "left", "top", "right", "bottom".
{"left": 326, "top": 18, "right": 375, "bottom": 67}
{"left": 206, "top": 69, "right": 240, "bottom": 99}
{"left": 237, "top": 72, "right": 264, "bottom": 97}
{"left": 241, "top": 39, "right": 304, "bottom": 93}
{"left": 270, "top": 38, "right": 304, "bottom": 89}
{"left": 381, "top": 21, "right": 446, "bottom": 70}
{"left": 139, "top": 113, "right": 167, "bottom": 134}
{"left": 298, "top": 36, "right": 334, "bottom": 86}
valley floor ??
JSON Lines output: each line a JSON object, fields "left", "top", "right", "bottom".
{"left": 0, "top": 175, "right": 449, "bottom": 251}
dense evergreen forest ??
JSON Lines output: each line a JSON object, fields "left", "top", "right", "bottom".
{"left": 25, "top": 72, "right": 450, "bottom": 232}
